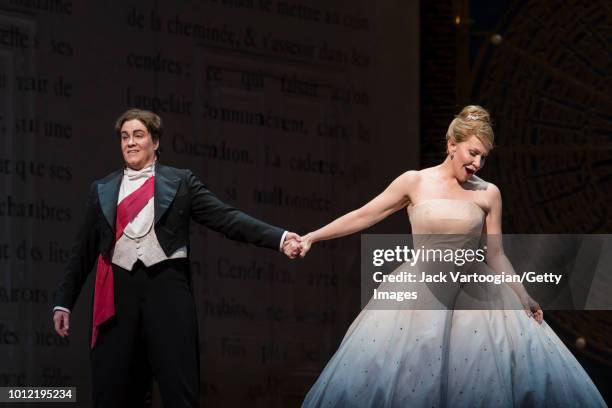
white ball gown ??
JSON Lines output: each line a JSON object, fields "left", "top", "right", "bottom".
{"left": 302, "top": 199, "right": 607, "bottom": 407}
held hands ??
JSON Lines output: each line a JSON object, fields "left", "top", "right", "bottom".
{"left": 282, "top": 232, "right": 314, "bottom": 259}
{"left": 282, "top": 232, "right": 303, "bottom": 259}
{"left": 53, "top": 310, "right": 70, "bottom": 337}
{"left": 520, "top": 295, "right": 544, "bottom": 324}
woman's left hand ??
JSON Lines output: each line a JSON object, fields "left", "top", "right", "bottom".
{"left": 521, "top": 295, "right": 544, "bottom": 324}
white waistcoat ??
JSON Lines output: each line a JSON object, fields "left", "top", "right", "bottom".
{"left": 111, "top": 163, "right": 187, "bottom": 270}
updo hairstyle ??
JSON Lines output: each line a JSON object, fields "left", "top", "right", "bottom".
{"left": 445, "top": 105, "right": 494, "bottom": 153}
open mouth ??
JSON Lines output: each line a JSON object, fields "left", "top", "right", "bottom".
{"left": 465, "top": 167, "right": 476, "bottom": 176}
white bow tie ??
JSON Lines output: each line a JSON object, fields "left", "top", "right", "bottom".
{"left": 125, "top": 164, "right": 154, "bottom": 181}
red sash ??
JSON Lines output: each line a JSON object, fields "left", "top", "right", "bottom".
{"left": 91, "top": 176, "right": 155, "bottom": 348}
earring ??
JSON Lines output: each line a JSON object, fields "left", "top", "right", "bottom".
{"left": 450, "top": 153, "right": 454, "bottom": 160}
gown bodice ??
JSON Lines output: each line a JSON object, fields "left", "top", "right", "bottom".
{"left": 407, "top": 199, "right": 485, "bottom": 235}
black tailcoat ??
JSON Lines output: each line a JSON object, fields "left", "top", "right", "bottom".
{"left": 54, "top": 161, "right": 284, "bottom": 310}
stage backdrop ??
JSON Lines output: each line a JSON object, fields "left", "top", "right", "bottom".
{"left": 0, "top": 1, "right": 419, "bottom": 406}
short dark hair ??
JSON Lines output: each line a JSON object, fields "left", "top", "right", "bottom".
{"left": 115, "top": 109, "right": 163, "bottom": 157}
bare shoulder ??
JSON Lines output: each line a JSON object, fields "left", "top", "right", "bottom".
{"left": 467, "top": 175, "right": 501, "bottom": 211}
{"left": 398, "top": 170, "right": 421, "bottom": 183}
{"left": 484, "top": 180, "right": 501, "bottom": 199}
{"left": 478, "top": 177, "right": 501, "bottom": 208}
{"left": 468, "top": 175, "right": 498, "bottom": 194}
{"left": 386, "top": 171, "right": 420, "bottom": 205}
{"left": 394, "top": 170, "right": 421, "bottom": 192}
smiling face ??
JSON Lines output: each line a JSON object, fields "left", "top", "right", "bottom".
{"left": 120, "top": 119, "right": 159, "bottom": 170}
{"left": 448, "top": 135, "right": 490, "bottom": 182}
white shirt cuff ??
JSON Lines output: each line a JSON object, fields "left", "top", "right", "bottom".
{"left": 279, "top": 230, "right": 288, "bottom": 252}
{"left": 53, "top": 306, "right": 71, "bottom": 314}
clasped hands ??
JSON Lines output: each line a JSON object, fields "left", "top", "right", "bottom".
{"left": 282, "top": 232, "right": 312, "bottom": 259}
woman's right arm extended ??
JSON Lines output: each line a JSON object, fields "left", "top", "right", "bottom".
{"left": 300, "top": 171, "right": 417, "bottom": 256}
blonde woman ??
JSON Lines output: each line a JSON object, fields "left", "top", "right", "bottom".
{"left": 300, "top": 106, "right": 606, "bottom": 407}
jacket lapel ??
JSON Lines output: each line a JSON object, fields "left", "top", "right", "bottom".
{"left": 154, "top": 162, "right": 181, "bottom": 224}
{"left": 98, "top": 170, "right": 122, "bottom": 229}
{"left": 97, "top": 163, "right": 181, "bottom": 229}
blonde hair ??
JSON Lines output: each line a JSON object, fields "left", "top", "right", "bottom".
{"left": 446, "top": 105, "right": 494, "bottom": 153}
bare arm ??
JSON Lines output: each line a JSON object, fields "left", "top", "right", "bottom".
{"left": 483, "top": 184, "right": 543, "bottom": 323}
{"left": 300, "top": 172, "right": 415, "bottom": 255}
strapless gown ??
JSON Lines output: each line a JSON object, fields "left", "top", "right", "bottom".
{"left": 302, "top": 199, "right": 607, "bottom": 407}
